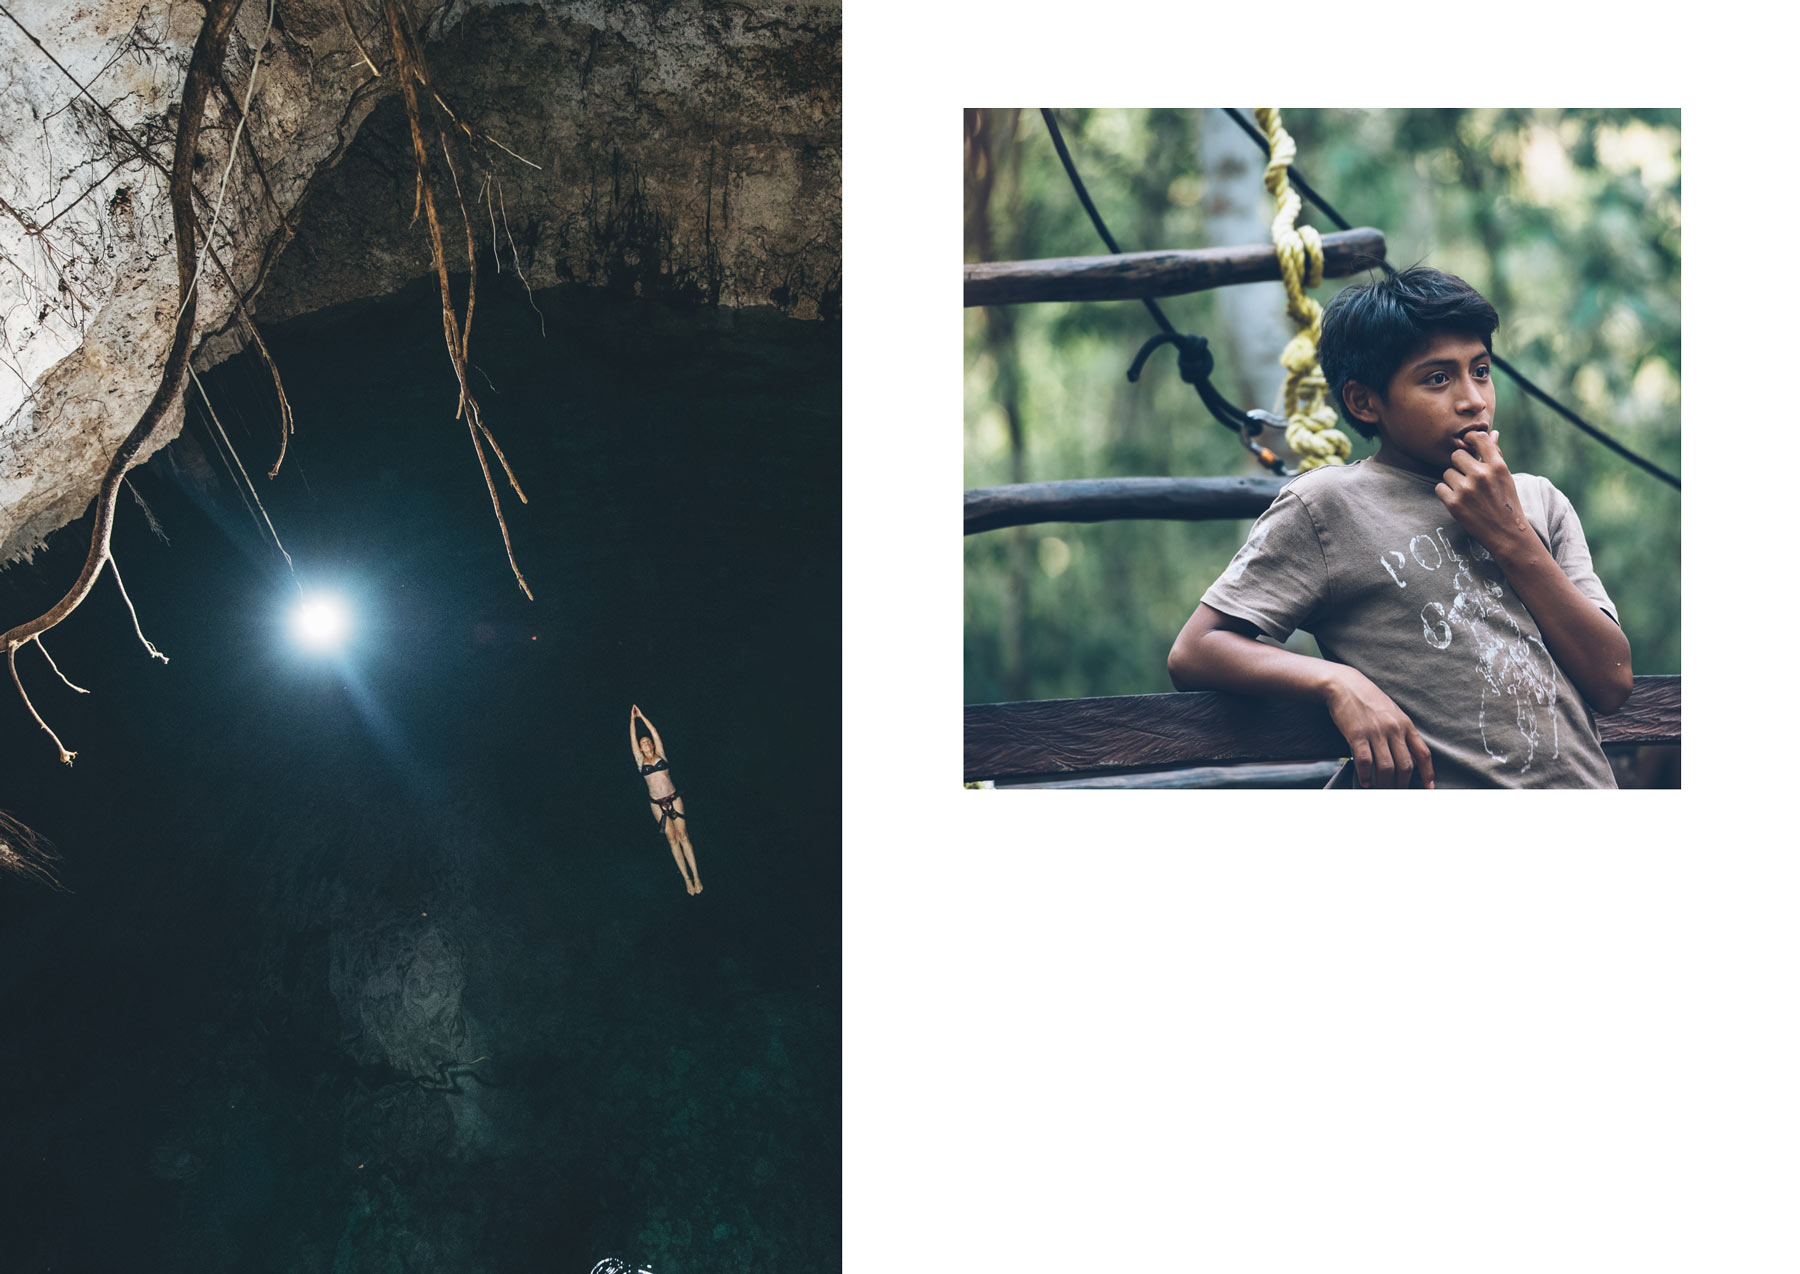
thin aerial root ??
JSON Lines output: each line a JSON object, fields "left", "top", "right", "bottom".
{"left": 123, "top": 476, "right": 170, "bottom": 544}
{"left": 32, "top": 635, "right": 89, "bottom": 693}
{"left": 482, "top": 175, "right": 501, "bottom": 270}
{"left": 108, "top": 555, "right": 170, "bottom": 663}
{"left": 480, "top": 131, "right": 540, "bottom": 170}
{"left": 429, "top": 88, "right": 540, "bottom": 170}
{"left": 470, "top": 404, "right": 527, "bottom": 503}
{"left": 177, "top": 0, "right": 277, "bottom": 327}
{"left": 8, "top": 645, "right": 75, "bottom": 764}
{"left": 496, "top": 179, "right": 546, "bottom": 336}
{"left": 466, "top": 418, "right": 532, "bottom": 599}
{"left": 233, "top": 310, "right": 294, "bottom": 476}
{"left": 438, "top": 133, "right": 478, "bottom": 367}
{"left": 188, "top": 366, "right": 296, "bottom": 573}
{"left": 336, "top": 0, "right": 383, "bottom": 76}
{"left": 0, "top": 809, "right": 69, "bottom": 891}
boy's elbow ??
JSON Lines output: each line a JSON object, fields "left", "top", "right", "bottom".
{"left": 1168, "top": 636, "right": 1203, "bottom": 691}
{"left": 1593, "top": 666, "right": 1635, "bottom": 715}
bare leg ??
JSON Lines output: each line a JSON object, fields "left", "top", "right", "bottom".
{"left": 677, "top": 835, "right": 702, "bottom": 894}
{"left": 653, "top": 802, "right": 696, "bottom": 894}
{"left": 668, "top": 797, "right": 700, "bottom": 894}
{"left": 668, "top": 837, "right": 696, "bottom": 894}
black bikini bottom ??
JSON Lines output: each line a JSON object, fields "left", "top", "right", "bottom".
{"left": 653, "top": 792, "right": 685, "bottom": 827}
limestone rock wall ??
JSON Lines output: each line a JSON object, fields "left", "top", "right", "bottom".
{"left": 0, "top": 0, "right": 379, "bottom": 564}
{"left": 254, "top": 2, "right": 841, "bottom": 326}
{"left": 0, "top": 0, "right": 839, "bottom": 565}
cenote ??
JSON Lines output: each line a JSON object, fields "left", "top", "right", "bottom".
{"left": 0, "top": 279, "right": 841, "bottom": 1271}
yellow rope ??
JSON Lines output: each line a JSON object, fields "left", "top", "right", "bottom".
{"left": 1255, "top": 107, "right": 1352, "bottom": 471}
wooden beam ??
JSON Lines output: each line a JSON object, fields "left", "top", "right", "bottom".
{"left": 964, "top": 675, "right": 1680, "bottom": 782}
{"left": 996, "top": 760, "right": 1345, "bottom": 790}
{"left": 965, "top": 227, "right": 1386, "bottom": 307}
{"left": 965, "top": 475, "right": 1289, "bottom": 535}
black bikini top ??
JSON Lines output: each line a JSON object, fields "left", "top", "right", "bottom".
{"left": 639, "top": 758, "right": 668, "bottom": 776}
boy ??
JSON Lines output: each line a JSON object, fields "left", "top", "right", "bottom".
{"left": 1166, "top": 267, "right": 1632, "bottom": 789}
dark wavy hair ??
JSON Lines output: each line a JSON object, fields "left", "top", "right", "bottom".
{"left": 1319, "top": 267, "right": 1499, "bottom": 440}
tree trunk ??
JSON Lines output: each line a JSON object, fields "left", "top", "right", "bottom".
{"left": 1197, "top": 108, "right": 1293, "bottom": 462}
{"left": 966, "top": 108, "right": 1030, "bottom": 700}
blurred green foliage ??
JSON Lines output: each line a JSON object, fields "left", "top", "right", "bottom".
{"left": 965, "top": 108, "right": 1679, "bottom": 704}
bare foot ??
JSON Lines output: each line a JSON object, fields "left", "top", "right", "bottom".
{"left": 693, "top": 880, "right": 703, "bottom": 895}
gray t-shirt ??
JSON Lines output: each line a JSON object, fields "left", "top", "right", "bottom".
{"left": 1201, "top": 458, "right": 1619, "bottom": 789}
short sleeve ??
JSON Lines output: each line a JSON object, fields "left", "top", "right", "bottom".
{"left": 1542, "top": 481, "right": 1618, "bottom": 623}
{"left": 1200, "top": 486, "right": 1329, "bottom": 642}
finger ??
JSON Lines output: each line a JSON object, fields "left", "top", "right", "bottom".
{"left": 1407, "top": 725, "right": 1435, "bottom": 789}
{"left": 1352, "top": 740, "right": 1373, "bottom": 789}
{"left": 1389, "top": 729, "right": 1415, "bottom": 789}
{"left": 1447, "top": 448, "right": 1480, "bottom": 475}
{"left": 1471, "top": 429, "right": 1508, "bottom": 469}
{"left": 1369, "top": 734, "right": 1397, "bottom": 789}
{"left": 1434, "top": 480, "right": 1456, "bottom": 507}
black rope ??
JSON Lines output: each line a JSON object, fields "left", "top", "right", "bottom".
{"left": 1489, "top": 354, "right": 1680, "bottom": 488}
{"left": 1220, "top": 107, "right": 1680, "bottom": 491}
{"left": 1039, "top": 108, "right": 1175, "bottom": 338}
{"left": 1039, "top": 108, "right": 1285, "bottom": 473}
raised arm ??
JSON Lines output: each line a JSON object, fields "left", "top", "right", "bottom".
{"left": 1169, "top": 603, "right": 1435, "bottom": 789}
{"left": 629, "top": 705, "right": 642, "bottom": 763}
{"left": 638, "top": 708, "right": 666, "bottom": 759}
{"left": 1434, "top": 431, "right": 1633, "bottom": 713}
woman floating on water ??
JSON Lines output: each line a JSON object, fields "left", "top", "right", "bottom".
{"left": 632, "top": 704, "right": 703, "bottom": 895}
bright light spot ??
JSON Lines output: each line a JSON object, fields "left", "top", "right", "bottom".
{"left": 292, "top": 594, "right": 351, "bottom": 652}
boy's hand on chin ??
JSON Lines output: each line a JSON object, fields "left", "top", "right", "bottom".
{"left": 1434, "top": 429, "right": 1532, "bottom": 558}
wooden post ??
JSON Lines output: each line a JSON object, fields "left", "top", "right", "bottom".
{"left": 965, "top": 227, "right": 1385, "bottom": 307}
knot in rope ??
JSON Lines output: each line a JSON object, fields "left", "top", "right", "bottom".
{"left": 1126, "top": 330, "right": 1214, "bottom": 387}
{"left": 1255, "top": 107, "right": 1351, "bottom": 471}
{"left": 1173, "top": 334, "right": 1216, "bottom": 386}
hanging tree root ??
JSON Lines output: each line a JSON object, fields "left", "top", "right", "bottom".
{"left": 381, "top": 0, "right": 533, "bottom": 598}
{"left": 0, "top": 0, "right": 245, "bottom": 765}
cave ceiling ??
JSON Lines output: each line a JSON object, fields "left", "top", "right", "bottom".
{"left": 0, "top": 0, "right": 840, "bottom": 565}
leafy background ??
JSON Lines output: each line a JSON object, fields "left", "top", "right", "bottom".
{"left": 964, "top": 108, "right": 1679, "bottom": 705}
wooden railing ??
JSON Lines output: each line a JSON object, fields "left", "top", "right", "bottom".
{"left": 965, "top": 227, "right": 1385, "bottom": 307}
{"left": 964, "top": 675, "right": 1680, "bottom": 784}
{"left": 965, "top": 475, "right": 1288, "bottom": 535}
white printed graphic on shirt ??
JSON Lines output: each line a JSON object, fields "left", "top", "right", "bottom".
{"left": 1378, "top": 526, "right": 1559, "bottom": 771}
{"left": 1221, "top": 521, "right": 1271, "bottom": 585}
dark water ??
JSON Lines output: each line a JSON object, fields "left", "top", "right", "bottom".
{"left": 0, "top": 280, "right": 840, "bottom": 1272}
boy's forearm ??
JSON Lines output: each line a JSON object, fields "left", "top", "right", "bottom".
{"left": 1434, "top": 433, "right": 1633, "bottom": 713}
{"left": 1489, "top": 536, "right": 1634, "bottom": 713}
{"left": 1171, "top": 608, "right": 1436, "bottom": 788}
{"left": 1169, "top": 625, "right": 1342, "bottom": 701}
